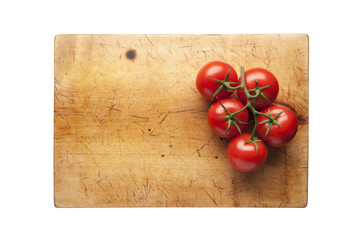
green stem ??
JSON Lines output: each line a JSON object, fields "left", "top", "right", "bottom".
{"left": 256, "top": 111, "right": 272, "bottom": 119}
{"left": 239, "top": 66, "right": 273, "bottom": 142}
{"left": 249, "top": 104, "right": 258, "bottom": 140}
{"left": 226, "top": 84, "right": 244, "bottom": 90}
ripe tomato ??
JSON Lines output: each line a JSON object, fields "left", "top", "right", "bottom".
{"left": 237, "top": 68, "right": 279, "bottom": 110}
{"left": 256, "top": 104, "right": 298, "bottom": 147}
{"left": 207, "top": 98, "right": 249, "bottom": 138}
{"left": 196, "top": 61, "right": 239, "bottom": 100}
{"left": 227, "top": 133, "right": 268, "bottom": 172}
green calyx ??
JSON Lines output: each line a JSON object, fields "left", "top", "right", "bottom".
{"left": 209, "top": 68, "right": 243, "bottom": 101}
{"left": 258, "top": 108, "right": 287, "bottom": 137}
{"left": 216, "top": 99, "right": 248, "bottom": 137}
{"left": 247, "top": 138, "right": 262, "bottom": 153}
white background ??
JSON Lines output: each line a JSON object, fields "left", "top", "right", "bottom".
{"left": 0, "top": 0, "right": 360, "bottom": 239}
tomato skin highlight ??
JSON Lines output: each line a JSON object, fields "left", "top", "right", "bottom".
{"left": 256, "top": 104, "right": 298, "bottom": 147}
{"left": 237, "top": 68, "right": 279, "bottom": 110}
{"left": 207, "top": 98, "right": 249, "bottom": 138}
{"left": 196, "top": 61, "right": 239, "bottom": 100}
{"left": 227, "top": 133, "right": 268, "bottom": 172}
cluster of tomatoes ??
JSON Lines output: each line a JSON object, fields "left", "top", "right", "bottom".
{"left": 196, "top": 61, "right": 298, "bottom": 172}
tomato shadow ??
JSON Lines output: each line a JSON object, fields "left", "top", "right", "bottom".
{"left": 265, "top": 146, "right": 286, "bottom": 167}
{"left": 228, "top": 145, "right": 286, "bottom": 194}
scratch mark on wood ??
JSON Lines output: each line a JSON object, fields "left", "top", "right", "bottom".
{"left": 203, "top": 189, "right": 217, "bottom": 206}
{"left": 227, "top": 186, "right": 252, "bottom": 196}
{"left": 191, "top": 109, "right": 208, "bottom": 113}
{"left": 94, "top": 114, "right": 104, "bottom": 124}
{"left": 197, "top": 135, "right": 216, "bottom": 152}
{"left": 160, "top": 189, "right": 169, "bottom": 199}
{"left": 162, "top": 186, "right": 170, "bottom": 195}
{"left": 161, "top": 41, "right": 172, "bottom": 53}
{"left": 54, "top": 77, "right": 61, "bottom": 85}
{"left": 146, "top": 50, "right": 155, "bottom": 59}
{"left": 83, "top": 185, "right": 88, "bottom": 197}
{"left": 218, "top": 34, "right": 226, "bottom": 45}
{"left": 58, "top": 113, "right": 70, "bottom": 131}
{"left": 129, "top": 115, "right": 149, "bottom": 120}
{"left": 188, "top": 179, "right": 195, "bottom": 187}
{"left": 223, "top": 47, "right": 242, "bottom": 57}
{"left": 260, "top": 192, "right": 267, "bottom": 207}
{"left": 106, "top": 178, "right": 113, "bottom": 188}
{"left": 212, "top": 179, "right": 224, "bottom": 193}
{"left": 170, "top": 108, "right": 197, "bottom": 114}
{"left": 189, "top": 86, "right": 198, "bottom": 94}
{"left": 159, "top": 112, "right": 169, "bottom": 125}
{"left": 245, "top": 39, "right": 249, "bottom": 48}
{"left": 130, "top": 171, "right": 140, "bottom": 190}
{"left": 57, "top": 92, "right": 71, "bottom": 100}
{"left": 92, "top": 157, "right": 101, "bottom": 177}
{"left": 70, "top": 154, "right": 82, "bottom": 169}
{"left": 251, "top": 43, "right": 257, "bottom": 57}
{"left": 149, "top": 127, "right": 159, "bottom": 136}
{"left": 196, "top": 148, "right": 201, "bottom": 157}
{"left": 95, "top": 180, "right": 113, "bottom": 198}
{"left": 131, "top": 121, "right": 144, "bottom": 125}
{"left": 145, "top": 35, "right": 155, "bottom": 47}
{"left": 263, "top": 51, "right": 271, "bottom": 68}
{"left": 295, "top": 65, "right": 303, "bottom": 72}
{"left": 109, "top": 106, "right": 121, "bottom": 112}
{"left": 138, "top": 38, "right": 143, "bottom": 46}
{"left": 96, "top": 175, "right": 109, "bottom": 184}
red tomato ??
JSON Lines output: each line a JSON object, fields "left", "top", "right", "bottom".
{"left": 256, "top": 104, "right": 298, "bottom": 147}
{"left": 237, "top": 68, "right": 279, "bottom": 110}
{"left": 227, "top": 133, "right": 268, "bottom": 172}
{"left": 196, "top": 61, "right": 239, "bottom": 100}
{"left": 207, "top": 98, "right": 249, "bottom": 138}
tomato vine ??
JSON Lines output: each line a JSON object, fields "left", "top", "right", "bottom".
{"left": 199, "top": 62, "right": 298, "bottom": 172}
{"left": 211, "top": 66, "right": 277, "bottom": 149}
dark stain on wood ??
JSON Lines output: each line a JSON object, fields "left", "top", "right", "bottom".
{"left": 126, "top": 49, "right": 137, "bottom": 60}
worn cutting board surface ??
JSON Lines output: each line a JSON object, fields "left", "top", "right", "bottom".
{"left": 54, "top": 34, "right": 308, "bottom": 207}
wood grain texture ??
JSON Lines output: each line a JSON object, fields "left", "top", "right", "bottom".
{"left": 54, "top": 34, "right": 308, "bottom": 207}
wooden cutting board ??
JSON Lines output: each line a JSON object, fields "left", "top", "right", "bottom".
{"left": 54, "top": 34, "right": 308, "bottom": 207}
